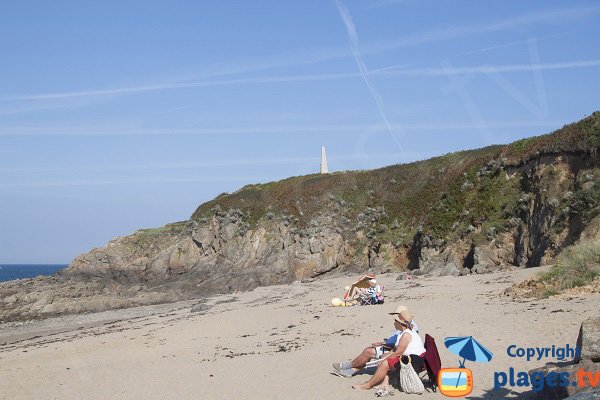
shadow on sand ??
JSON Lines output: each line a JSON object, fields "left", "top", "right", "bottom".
{"left": 465, "top": 386, "right": 540, "bottom": 399}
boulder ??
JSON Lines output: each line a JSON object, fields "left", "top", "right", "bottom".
{"left": 529, "top": 359, "right": 600, "bottom": 399}
{"left": 414, "top": 262, "right": 460, "bottom": 277}
{"left": 577, "top": 317, "right": 600, "bottom": 362}
{"left": 472, "top": 246, "right": 500, "bottom": 273}
{"left": 529, "top": 317, "right": 600, "bottom": 399}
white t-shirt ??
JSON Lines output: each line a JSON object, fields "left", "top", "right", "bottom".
{"left": 395, "top": 329, "right": 426, "bottom": 356}
{"left": 386, "top": 320, "right": 419, "bottom": 346}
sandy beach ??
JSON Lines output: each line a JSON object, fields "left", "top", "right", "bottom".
{"left": 1, "top": 267, "right": 598, "bottom": 400}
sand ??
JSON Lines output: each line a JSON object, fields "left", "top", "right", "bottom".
{"left": 1, "top": 267, "right": 598, "bottom": 400}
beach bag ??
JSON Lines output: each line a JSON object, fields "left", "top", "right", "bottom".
{"left": 399, "top": 355, "right": 425, "bottom": 394}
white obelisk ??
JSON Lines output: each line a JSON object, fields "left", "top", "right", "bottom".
{"left": 320, "top": 145, "right": 329, "bottom": 174}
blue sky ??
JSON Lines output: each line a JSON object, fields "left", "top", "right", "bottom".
{"left": 1, "top": 0, "right": 599, "bottom": 263}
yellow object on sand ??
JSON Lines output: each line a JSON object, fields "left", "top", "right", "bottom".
{"left": 331, "top": 297, "right": 345, "bottom": 307}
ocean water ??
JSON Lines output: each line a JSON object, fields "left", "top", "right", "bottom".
{"left": 0, "top": 264, "right": 68, "bottom": 282}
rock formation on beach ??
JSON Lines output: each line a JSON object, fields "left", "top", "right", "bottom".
{"left": 1, "top": 112, "right": 600, "bottom": 321}
{"left": 530, "top": 316, "right": 600, "bottom": 399}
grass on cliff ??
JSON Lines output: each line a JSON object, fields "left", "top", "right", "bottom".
{"left": 502, "top": 111, "right": 600, "bottom": 164}
{"left": 136, "top": 221, "right": 188, "bottom": 236}
{"left": 539, "top": 239, "right": 600, "bottom": 294}
{"left": 191, "top": 145, "right": 505, "bottom": 239}
{"left": 190, "top": 112, "right": 600, "bottom": 245}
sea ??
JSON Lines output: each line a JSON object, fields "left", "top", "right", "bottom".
{"left": 0, "top": 264, "right": 68, "bottom": 282}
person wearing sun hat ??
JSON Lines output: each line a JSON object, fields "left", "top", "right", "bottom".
{"left": 388, "top": 305, "right": 419, "bottom": 333}
{"left": 351, "top": 309, "right": 426, "bottom": 392}
{"left": 346, "top": 278, "right": 382, "bottom": 304}
{"left": 331, "top": 305, "right": 418, "bottom": 378}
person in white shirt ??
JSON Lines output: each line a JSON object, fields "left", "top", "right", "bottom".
{"left": 331, "top": 305, "right": 419, "bottom": 377}
{"left": 352, "top": 310, "right": 426, "bottom": 392}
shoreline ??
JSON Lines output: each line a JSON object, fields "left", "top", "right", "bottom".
{"left": 0, "top": 264, "right": 68, "bottom": 283}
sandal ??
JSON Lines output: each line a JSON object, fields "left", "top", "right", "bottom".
{"left": 375, "top": 387, "right": 394, "bottom": 397}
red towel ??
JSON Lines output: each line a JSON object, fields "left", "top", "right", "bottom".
{"left": 424, "top": 334, "right": 442, "bottom": 379}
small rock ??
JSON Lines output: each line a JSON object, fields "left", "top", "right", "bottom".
{"left": 191, "top": 303, "right": 213, "bottom": 313}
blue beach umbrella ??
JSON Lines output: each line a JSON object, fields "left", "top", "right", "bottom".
{"left": 444, "top": 336, "right": 493, "bottom": 387}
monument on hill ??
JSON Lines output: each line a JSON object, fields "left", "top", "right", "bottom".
{"left": 320, "top": 146, "right": 329, "bottom": 174}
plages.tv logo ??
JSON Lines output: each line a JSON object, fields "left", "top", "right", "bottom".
{"left": 439, "top": 336, "right": 494, "bottom": 397}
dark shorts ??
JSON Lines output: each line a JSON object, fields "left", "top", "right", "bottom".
{"left": 387, "top": 354, "right": 425, "bottom": 372}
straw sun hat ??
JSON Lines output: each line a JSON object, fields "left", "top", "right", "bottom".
{"left": 388, "top": 305, "right": 410, "bottom": 315}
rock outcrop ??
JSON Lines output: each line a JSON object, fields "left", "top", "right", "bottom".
{"left": 1, "top": 113, "right": 599, "bottom": 321}
{"left": 530, "top": 317, "right": 600, "bottom": 399}
{"left": 578, "top": 317, "right": 600, "bottom": 362}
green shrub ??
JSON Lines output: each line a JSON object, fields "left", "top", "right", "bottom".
{"left": 512, "top": 137, "right": 536, "bottom": 151}
{"left": 540, "top": 240, "right": 600, "bottom": 290}
{"left": 541, "top": 288, "right": 560, "bottom": 298}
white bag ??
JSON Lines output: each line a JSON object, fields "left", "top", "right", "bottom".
{"left": 399, "top": 355, "right": 425, "bottom": 394}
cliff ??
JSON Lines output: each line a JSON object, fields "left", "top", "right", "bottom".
{"left": 2, "top": 112, "right": 600, "bottom": 321}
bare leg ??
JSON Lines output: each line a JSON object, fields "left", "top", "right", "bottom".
{"left": 374, "top": 374, "right": 390, "bottom": 389}
{"left": 349, "top": 287, "right": 362, "bottom": 298}
{"left": 352, "top": 360, "right": 390, "bottom": 390}
{"left": 350, "top": 347, "right": 376, "bottom": 371}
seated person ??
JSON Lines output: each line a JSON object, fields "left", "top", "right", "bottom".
{"left": 331, "top": 305, "right": 418, "bottom": 377}
{"left": 347, "top": 279, "right": 382, "bottom": 305}
{"left": 352, "top": 310, "right": 426, "bottom": 392}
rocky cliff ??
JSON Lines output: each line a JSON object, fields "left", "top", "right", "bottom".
{"left": 2, "top": 112, "right": 600, "bottom": 321}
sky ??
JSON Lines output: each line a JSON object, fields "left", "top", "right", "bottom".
{"left": 1, "top": 0, "right": 599, "bottom": 263}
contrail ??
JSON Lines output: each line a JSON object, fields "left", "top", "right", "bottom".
{"left": 459, "top": 30, "right": 581, "bottom": 56}
{"left": 0, "top": 6, "right": 596, "bottom": 104}
{"left": 0, "top": 176, "right": 259, "bottom": 189}
{"left": 334, "top": 0, "right": 404, "bottom": 150}
{"left": 0, "top": 120, "right": 562, "bottom": 136}
{"left": 1, "top": 59, "right": 599, "bottom": 103}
